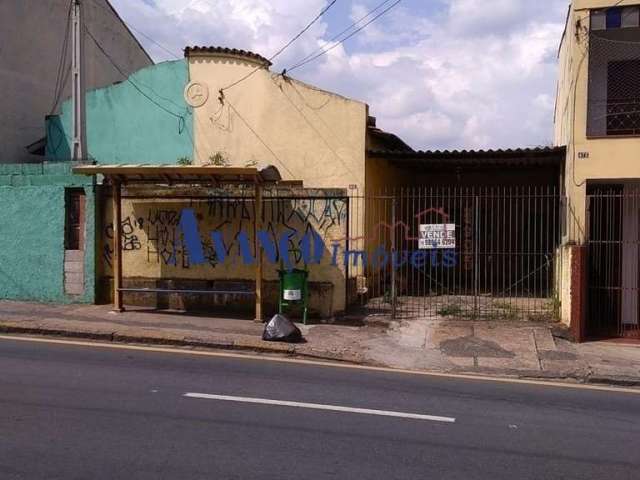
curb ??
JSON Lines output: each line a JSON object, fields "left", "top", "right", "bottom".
{"left": 2, "top": 324, "right": 639, "bottom": 388}
{"left": 0, "top": 324, "right": 297, "bottom": 356}
{"left": 584, "top": 375, "right": 640, "bottom": 388}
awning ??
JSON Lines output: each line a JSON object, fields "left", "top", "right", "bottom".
{"left": 72, "top": 164, "right": 282, "bottom": 185}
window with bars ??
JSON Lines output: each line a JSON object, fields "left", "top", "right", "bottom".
{"left": 606, "top": 59, "right": 640, "bottom": 135}
{"left": 588, "top": 6, "right": 640, "bottom": 137}
{"left": 65, "top": 189, "right": 85, "bottom": 250}
{"left": 591, "top": 6, "right": 640, "bottom": 30}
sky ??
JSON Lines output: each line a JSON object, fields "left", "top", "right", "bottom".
{"left": 110, "top": 0, "right": 570, "bottom": 151}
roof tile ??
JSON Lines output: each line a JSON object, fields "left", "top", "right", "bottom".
{"left": 184, "top": 46, "right": 271, "bottom": 66}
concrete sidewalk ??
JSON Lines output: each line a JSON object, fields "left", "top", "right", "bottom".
{"left": 1, "top": 300, "right": 639, "bottom": 386}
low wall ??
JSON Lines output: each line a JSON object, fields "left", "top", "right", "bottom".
{"left": 557, "top": 243, "right": 588, "bottom": 342}
{"left": 0, "top": 162, "right": 96, "bottom": 303}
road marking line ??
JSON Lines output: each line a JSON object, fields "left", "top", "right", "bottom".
{"left": 183, "top": 393, "right": 456, "bottom": 423}
{"left": 1, "top": 334, "right": 639, "bottom": 395}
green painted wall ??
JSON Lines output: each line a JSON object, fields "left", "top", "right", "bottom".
{"left": 0, "top": 162, "right": 96, "bottom": 303}
{"left": 46, "top": 60, "right": 193, "bottom": 164}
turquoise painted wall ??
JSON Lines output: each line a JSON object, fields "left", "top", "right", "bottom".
{"left": 0, "top": 162, "right": 96, "bottom": 303}
{"left": 46, "top": 60, "right": 193, "bottom": 164}
{"left": 6, "top": 60, "right": 193, "bottom": 304}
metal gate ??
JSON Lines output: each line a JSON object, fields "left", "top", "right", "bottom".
{"left": 587, "top": 187, "right": 640, "bottom": 339}
{"left": 348, "top": 187, "right": 563, "bottom": 320}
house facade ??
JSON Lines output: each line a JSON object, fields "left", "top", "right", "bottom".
{"left": 6, "top": 1, "right": 640, "bottom": 335}
{"left": 186, "top": 47, "right": 368, "bottom": 193}
{"left": 555, "top": 0, "right": 640, "bottom": 338}
{"left": 37, "top": 47, "right": 380, "bottom": 317}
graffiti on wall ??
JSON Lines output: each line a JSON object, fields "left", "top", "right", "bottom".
{"left": 103, "top": 216, "right": 143, "bottom": 268}
{"left": 103, "top": 196, "right": 348, "bottom": 271}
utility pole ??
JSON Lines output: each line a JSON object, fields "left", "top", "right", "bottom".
{"left": 71, "top": 0, "right": 86, "bottom": 161}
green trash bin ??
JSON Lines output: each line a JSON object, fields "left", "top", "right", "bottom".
{"left": 279, "top": 268, "right": 309, "bottom": 324}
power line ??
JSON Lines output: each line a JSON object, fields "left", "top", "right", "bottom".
{"left": 225, "top": 99, "right": 297, "bottom": 179}
{"left": 52, "top": 64, "right": 73, "bottom": 113}
{"left": 220, "top": 0, "right": 339, "bottom": 92}
{"left": 125, "top": 22, "right": 182, "bottom": 60}
{"left": 287, "top": 0, "right": 402, "bottom": 73}
{"left": 267, "top": 0, "right": 339, "bottom": 65}
{"left": 576, "top": 0, "right": 629, "bottom": 24}
{"left": 85, "top": 26, "right": 189, "bottom": 130}
{"left": 289, "top": 0, "right": 395, "bottom": 71}
{"left": 273, "top": 76, "right": 358, "bottom": 179}
{"left": 570, "top": 0, "right": 630, "bottom": 188}
{"left": 50, "top": 0, "right": 73, "bottom": 114}
{"left": 85, "top": 0, "right": 182, "bottom": 59}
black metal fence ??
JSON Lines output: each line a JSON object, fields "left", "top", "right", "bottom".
{"left": 348, "top": 187, "right": 564, "bottom": 321}
{"left": 587, "top": 187, "right": 640, "bottom": 339}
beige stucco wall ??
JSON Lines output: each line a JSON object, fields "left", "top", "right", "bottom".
{"left": 557, "top": 245, "right": 572, "bottom": 326}
{"left": 186, "top": 52, "right": 367, "bottom": 193}
{"left": 555, "top": 0, "right": 640, "bottom": 242}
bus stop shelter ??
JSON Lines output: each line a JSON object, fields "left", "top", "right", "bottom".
{"left": 73, "top": 164, "right": 282, "bottom": 322}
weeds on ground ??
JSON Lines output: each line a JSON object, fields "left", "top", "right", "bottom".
{"left": 437, "top": 304, "right": 464, "bottom": 317}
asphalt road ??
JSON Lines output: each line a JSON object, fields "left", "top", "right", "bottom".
{"left": 0, "top": 337, "right": 639, "bottom": 480}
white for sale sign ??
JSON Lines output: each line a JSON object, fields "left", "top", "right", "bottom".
{"left": 419, "top": 224, "right": 456, "bottom": 249}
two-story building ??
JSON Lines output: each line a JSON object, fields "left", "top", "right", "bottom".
{"left": 555, "top": 0, "right": 640, "bottom": 339}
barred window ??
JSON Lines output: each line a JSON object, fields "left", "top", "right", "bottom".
{"left": 588, "top": 7, "right": 640, "bottom": 137}
{"left": 591, "top": 7, "right": 640, "bottom": 31}
{"left": 65, "top": 189, "right": 85, "bottom": 250}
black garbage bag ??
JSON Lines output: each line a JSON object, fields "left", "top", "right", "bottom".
{"left": 262, "top": 314, "right": 303, "bottom": 343}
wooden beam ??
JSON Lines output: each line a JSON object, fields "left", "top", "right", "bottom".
{"left": 112, "top": 180, "right": 124, "bottom": 312}
{"left": 72, "top": 165, "right": 261, "bottom": 178}
{"left": 254, "top": 183, "right": 264, "bottom": 323}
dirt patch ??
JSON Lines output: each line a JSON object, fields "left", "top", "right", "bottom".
{"left": 439, "top": 336, "right": 516, "bottom": 358}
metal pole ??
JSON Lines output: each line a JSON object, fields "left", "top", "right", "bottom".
{"left": 474, "top": 194, "right": 480, "bottom": 316}
{"left": 71, "top": 0, "right": 86, "bottom": 161}
{"left": 391, "top": 196, "right": 397, "bottom": 320}
{"left": 254, "top": 184, "right": 264, "bottom": 323}
{"left": 112, "top": 180, "right": 123, "bottom": 312}
{"left": 345, "top": 194, "right": 350, "bottom": 311}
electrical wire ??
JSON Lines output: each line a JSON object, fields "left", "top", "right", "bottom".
{"left": 52, "top": 64, "right": 72, "bottom": 112}
{"left": 225, "top": 99, "right": 297, "bottom": 179}
{"left": 85, "top": 26, "right": 189, "bottom": 134}
{"left": 568, "top": 0, "right": 631, "bottom": 188}
{"left": 576, "top": 0, "right": 629, "bottom": 24}
{"left": 220, "top": 0, "right": 339, "bottom": 92}
{"left": 272, "top": 76, "right": 358, "bottom": 179}
{"left": 570, "top": 51, "right": 588, "bottom": 188}
{"left": 289, "top": 0, "right": 395, "bottom": 71}
{"left": 125, "top": 23, "right": 182, "bottom": 60}
{"left": 286, "top": 0, "right": 402, "bottom": 73}
{"left": 85, "top": 0, "right": 182, "bottom": 59}
{"left": 50, "top": 0, "right": 73, "bottom": 114}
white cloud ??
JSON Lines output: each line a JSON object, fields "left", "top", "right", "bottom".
{"left": 109, "top": 0, "right": 569, "bottom": 150}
